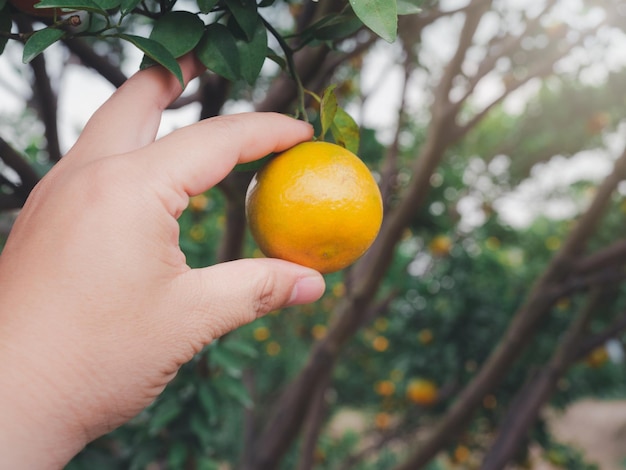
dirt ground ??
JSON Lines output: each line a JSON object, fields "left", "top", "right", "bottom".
{"left": 329, "top": 400, "right": 626, "bottom": 469}
{"left": 546, "top": 399, "right": 626, "bottom": 469}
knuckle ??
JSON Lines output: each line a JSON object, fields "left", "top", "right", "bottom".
{"left": 251, "top": 270, "right": 281, "bottom": 317}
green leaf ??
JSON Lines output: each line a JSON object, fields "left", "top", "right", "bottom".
{"left": 309, "top": 13, "right": 363, "bottom": 41}
{"left": 167, "top": 442, "right": 188, "bottom": 469}
{"left": 149, "top": 11, "right": 204, "bottom": 58}
{"left": 119, "top": 0, "right": 141, "bottom": 15}
{"left": 0, "top": 14, "right": 11, "bottom": 55}
{"left": 236, "top": 18, "right": 267, "bottom": 85}
{"left": 197, "top": 457, "right": 221, "bottom": 470}
{"left": 320, "top": 85, "right": 338, "bottom": 140}
{"left": 349, "top": 0, "right": 397, "bottom": 43}
{"left": 211, "top": 345, "right": 245, "bottom": 376}
{"left": 148, "top": 399, "right": 182, "bottom": 435}
{"left": 397, "top": 0, "right": 423, "bottom": 15}
{"left": 196, "top": 24, "right": 240, "bottom": 82}
{"left": 197, "top": 382, "right": 219, "bottom": 424}
{"left": 23, "top": 28, "right": 65, "bottom": 63}
{"left": 331, "top": 107, "right": 360, "bottom": 154}
{"left": 190, "top": 413, "right": 212, "bottom": 446}
{"left": 34, "top": 0, "right": 106, "bottom": 14}
{"left": 93, "top": 0, "right": 120, "bottom": 10}
{"left": 197, "top": 0, "right": 218, "bottom": 13}
{"left": 224, "top": 339, "right": 259, "bottom": 359}
{"left": 217, "top": 375, "right": 253, "bottom": 408}
{"left": 225, "top": 0, "right": 258, "bottom": 41}
{"left": 116, "top": 33, "right": 184, "bottom": 87}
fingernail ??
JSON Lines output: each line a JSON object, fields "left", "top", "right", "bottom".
{"left": 288, "top": 275, "right": 326, "bottom": 306}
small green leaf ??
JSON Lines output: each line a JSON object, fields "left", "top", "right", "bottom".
{"left": 119, "top": 0, "right": 141, "bottom": 15}
{"left": 236, "top": 18, "right": 267, "bottom": 85}
{"left": 397, "top": 0, "right": 423, "bottom": 15}
{"left": 320, "top": 85, "right": 338, "bottom": 140}
{"left": 310, "top": 13, "right": 363, "bottom": 41}
{"left": 349, "top": 0, "right": 397, "bottom": 43}
{"left": 331, "top": 107, "right": 360, "bottom": 154}
{"left": 0, "top": 14, "right": 11, "bottom": 55}
{"left": 224, "top": 339, "right": 259, "bottom": 359}
{"left": 211, "top": 345, "right": 245, "bottom": 376}
{"left": 196, "top": 457, "right": 221, "bottom": 470}
{"left": 23, "top": 28, "right": 65, "bottom": 63}
{"left": 196, "top": 24, "right": 240, "bottom": 82}
{"left": 149, "top": 11, "right": 204, "bottom": 58}
{"left": 116, "top": 33, "right": 184, "bottom": 87}
{"left": 197, "top": 383, "right": 218, "bottom": 422}
{"left": 34, "top": 0, "right": 106, "bottom": 14}
{"left": 217, "top": 375, "right": 253, "bottom": 408}
{"left": 197, "top": 0, "right": 218, "bottom": 13}
{"left": 225, "top": 0, "right": 258, "bottom": 41}
{"left": 167, "top": 442, "right": 188, "bottom": 469}
{"left": 148, "top": 399, "right": 182, "bottom": 435}
{"left": 190, "top": 413, "right": 212, "bottom": 446}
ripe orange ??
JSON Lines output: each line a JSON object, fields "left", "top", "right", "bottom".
{"left": 428, "top": 235, "right": 452, "bottom": 257}
{"left": 245, "top": 141, "right": 383, "bottom": 273}
{"left": 406, "top": 379, "right": 438, "bottom": 406}
{"left": 584, "top": 346, "right": 609, "bottom": 368}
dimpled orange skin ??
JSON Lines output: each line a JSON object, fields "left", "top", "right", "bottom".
{"left": 245, "top": 141, "right": 383, "bottom": 274}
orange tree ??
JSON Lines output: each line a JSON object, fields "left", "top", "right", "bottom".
{"left": 2, "top": 0, "right": 626, "bottom": 469}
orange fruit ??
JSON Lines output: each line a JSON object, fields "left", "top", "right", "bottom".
{"left": 406, "top": 379, "right": 438, "bottom": 406}
{"left": 585, "top": 346, "right": 609, "bottom": 368}
{"left": 428, "top": 235, "right": 452, "bottom": 257}
{"left": 245, "top": 141, "right": 383, "bottom": 273}
{"left": 374, "top": 380, "right": 395, "bottom": 397}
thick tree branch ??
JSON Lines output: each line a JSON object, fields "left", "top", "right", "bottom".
{"left": 574, "top": 309, "right": 626, "bottom": 361}
{"left": 296, "top": 371, "right": 332, "bottom": 470}
{"left": 481, "top": 287, "right": 609, "bottom": 470}
{"left": 63, "top": 38, "right": 128, "bottom": 88}
{"left": 245, "top": 5, "right": 490, "bottom": 468}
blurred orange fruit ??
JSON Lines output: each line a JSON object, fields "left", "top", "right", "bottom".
{"left": 585, "top": 346, "right": 609, "bottom": 368}
{"left": 245, "top": 141, "right": 383, "bottom": 273}
{"left": 374, "top": 380, "right": 395, "bottom": 397}
{"left": 372, "top": 335, "right": 389, "bottom": 352}
{"left": 406, "top": 379, "right": 438, "bottom": 406}
{"left": 428, "top": 235, "right": 452, "bottom": 257}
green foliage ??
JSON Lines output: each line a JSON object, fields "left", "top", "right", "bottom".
{"left": 1, "top": 0, "right": 417, "bottom": 89}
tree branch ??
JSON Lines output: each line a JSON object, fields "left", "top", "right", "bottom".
{"left": 16, "top": 18, "right": 61, "bottom": 163}
{"left": 0, "top": 136, "right": 40, "bottom": 203}
{"left": 481, "top": 287, "right": 610, "bottom": 470}
{"left": 63, "top": 38, "right": 128, "bottom": 88}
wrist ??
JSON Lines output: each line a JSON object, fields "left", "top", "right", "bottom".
{"left": 0, "top": 290, "right": 89, "bottom": 468}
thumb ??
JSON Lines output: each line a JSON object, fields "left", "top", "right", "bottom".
{"left": 173, "top": 258, "right": 325, "bottom": 342}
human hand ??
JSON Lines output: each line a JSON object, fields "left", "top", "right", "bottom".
{"left": 0, "top": 54, "right": 325, "bottom": 468}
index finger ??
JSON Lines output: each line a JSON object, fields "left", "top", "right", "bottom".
{"left": 67, "top": 53, "right": 204, "bottom": 161}
{"left": 137, "top": 112, "right": 314, "bottom": 197}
